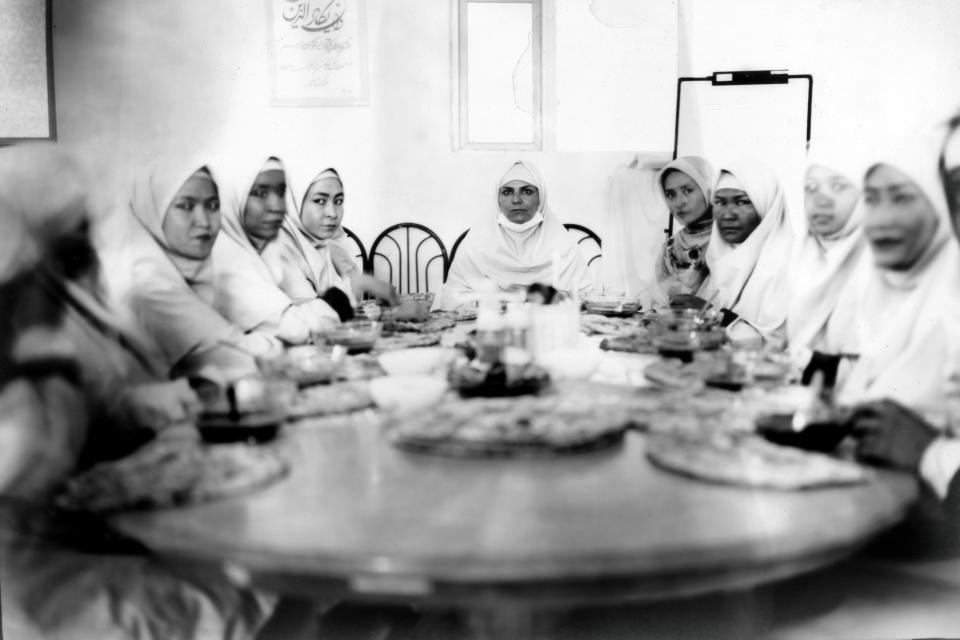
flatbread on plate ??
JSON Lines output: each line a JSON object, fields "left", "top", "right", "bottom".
{"left": 645, "top": 431, "right": 870, "bottom": 490}
{"left": 57, "top": 434, "right": 288, "bottom": 513}
{"left": 287, "top": 381, "right": 374, "bottom": 419}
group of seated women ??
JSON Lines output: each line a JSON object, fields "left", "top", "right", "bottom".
{"left": 647, "top": 122, "right": 960, "bottom": 507}
{"left": 1, "top": 113, "right": 959, "bottom": 636}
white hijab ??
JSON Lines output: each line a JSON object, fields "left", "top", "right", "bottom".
{"left": 278, "top": 166, "right": 354, "bottom": 302}
{"left": 440, "top": 161, "right": 591, "bottom": 307}
{"left": 212, "top": 154, "right": 302, "bottom": 331}
{"left": 838, "top": 134, "right": 960, "bottom": 415}
{"left": 124, "top": 158, "right": 250, "bottom": 368}
{"left": 786, "top": 156, "right": 868, "bottom": 353}
{"left": 705, "top": 160, "right": 795, "bottom": 342}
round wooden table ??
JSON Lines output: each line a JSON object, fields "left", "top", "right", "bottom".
{"left": 111, "top": 404, "right": 918, "bottom": 612}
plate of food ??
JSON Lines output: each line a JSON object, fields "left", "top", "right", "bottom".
{"left": 645, "top": 431, "right": 870, "bottom": 490}
{"left": 388, "top": 394, "right": 638, "bottom": 458}
{"left": 580, "top": 313, "right": 641, "bottom": 337}
{"left": 582, "top": 293, "right": 642, "bottom": 317}
{"left": 56, "top": 432, "right": 289, "bottom": 513}
{"left": 643, "top": 352, "right": 730, "bottom": 390}
{"left": 287, "top": 381, "right": 375, "bottom": 419}
{"left": 375, "top": 332, "right": 442, "bottom": 351}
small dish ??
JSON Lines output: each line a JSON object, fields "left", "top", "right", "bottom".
{"left": 370, "top": 374, "right": 448, "bottom": 413}
{"left": 197, "top": 412, "right": 284, "bottom": 443}
{"left": 322, "top": 320, "right": 383, "bottom": 354}
{"left": 582, "top": 293, "right": 641, "bottom": 317}
{"left": 755, "top": 414, "right": 852, "bottom": 453}
{"left": 378, "top": 347, "right": 449, "bottom": 376}
{"left": 258, "top": 345, "right": 347, "bottom": 386}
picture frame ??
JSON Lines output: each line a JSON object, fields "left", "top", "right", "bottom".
{"left": 0, "top": 0, "right": 57, "bottom": 143}
{"left": 267, "top": 0, "right": 370, "bottom": 106}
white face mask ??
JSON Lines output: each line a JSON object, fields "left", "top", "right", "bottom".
{"left": 497, "top": 212, "right": 544, "bottom": 233}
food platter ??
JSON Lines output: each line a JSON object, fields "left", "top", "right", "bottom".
{"left": 387, "top": 392, "right": 641, "bottom": 458}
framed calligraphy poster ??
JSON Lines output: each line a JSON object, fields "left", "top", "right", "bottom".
{"left": 268, "top": 0, "right": 370, "bottom": 106}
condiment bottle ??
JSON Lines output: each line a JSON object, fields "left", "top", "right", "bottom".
{"left": 475, "top": 281, "right": 504, "bottom": 364}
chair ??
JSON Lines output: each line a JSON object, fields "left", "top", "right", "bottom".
{"left": 370, "top": 223, "right": 448, "bottom": 294}
{"left": 564, "top": 223, "right": 603, "bottom": 288}
{"left": 446, "top": 229, "right": 470, "bottom": 281}
{"left": 563, "top": 223, "right": 602, "bottom": 266}
{"left": 340, "top": 226, "right": 369, "bottom": 273}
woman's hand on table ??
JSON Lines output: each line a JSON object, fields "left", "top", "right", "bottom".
{"left": 849, "top": 399, "right": 938, "bottom": 471}
{"left": 119, "top": 379, "right": 202, "bottom": 431}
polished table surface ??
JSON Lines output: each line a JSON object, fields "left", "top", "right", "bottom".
{"left": 111, "top": 386, "right": 919, "bottom": 607}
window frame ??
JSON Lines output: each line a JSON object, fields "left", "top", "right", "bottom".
{"left": 452, "top": 0, "right": 543, "bottom": 151}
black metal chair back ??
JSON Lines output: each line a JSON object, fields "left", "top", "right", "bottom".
{"left": 563, "top": 223, "right": 602, "bottom": 266}
{"left": 370, "top": 223, "right": 448, "bottom": 294}
{"left": 446, "top": 229, "right": 470, "bottom": 281}
{"left": 340, "top": 226, "right": 369, "bottom": 273}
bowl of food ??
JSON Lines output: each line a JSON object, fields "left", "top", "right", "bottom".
{"left": 582, "top": 292, "right": 641, "bottom": 317}
{"left": 196, "top": 375, "right": 296, "bottom": 443}
{"left": 321, "top": 320, "right": 383, "bottom": 354}
{"left": 370, "top": 374, "right": 448, "bottom": 413}
{"left": 389, "top": 293, "right": 435, "bottom": 322}
{"left": 258, "top": 345, "right": 347, "bottom": 386}
{"left": 651, "top": 326, "right": 726, "bottom": 362}
{"left": 755, "top": 413, "right": 852, "bottom": 453}
{"left": 378, "top": 347, "right": 450, "bottom": 376}
{"left": 651, "top": 307, "right": 724, "bottom": 332}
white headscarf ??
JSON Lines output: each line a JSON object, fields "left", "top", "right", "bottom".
{"left": 123, "top": 159, "right": 255, "bottom": 370}
{"left": 838, "top": 132, "right": 960, "bottom": 415}
{"left": 654, "top": 156, "right": 716, "bottom": 294}
{"left": 705, "top": 160, "right": 796, "bottom": 342}
{"left": 212, "top": 154, "right": 302, "bottom": 331}
{"left": 278, "top": 166, "right": 355, "bottom": 301}
{"left": 786, "top": 155, "right": 869, "bottom": 353}
{"left": 439, "top": 160, "right": 591, "bottom": 308}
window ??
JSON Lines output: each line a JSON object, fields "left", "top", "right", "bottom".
{"left": 455, "top": 0, "right": 542, "bottom": 150}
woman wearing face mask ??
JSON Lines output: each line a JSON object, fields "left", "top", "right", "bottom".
{"left": 121, "top": 159, "right": 282, "bottom": 379}
{"left": 213, "top": 154, "right": 345, "bottom": 345}
{"left": 701, "top": 161, "right": 796, "bottom": 348}
{"left": 436, "top": 160, "right": 592, "bottom": 310}
{"left": 280, "top": 166, "right": 395, "bottom": 306}
{"left": 654, "top": 156, "right": 716, "bottom": 305}
{"left": 785, "top": 158, "right": 870, "bottom": 385}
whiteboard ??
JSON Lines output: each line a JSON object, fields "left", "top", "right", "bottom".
{"left": 0, "top": 0, "right": 54, "bottom": 140}
{"left": 675, "top": 77, "right": 810, "bottom": 233}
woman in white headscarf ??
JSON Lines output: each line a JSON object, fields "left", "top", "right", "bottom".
{"left": 703, "top": 161, "right": 796, "bottom": 348}
{"left": 785, "top": 157, "right": 871, "bottom": 385}
{"left": 838, "top": 137, "right": 960, "bottom": 414}
{"left": 654, "top": 156, "right": 716, "bottom": 304}
{"left": 437, "top": 160, "right": 592, "bottom": 310}
{"left": 279, "top": 166, "right": 395, "bottom": 305}
{"left": 123, "top": 159, "right": 281, "bottom": 379}
{"left": 212, "top": 154, "right": 344, "bottom": 345}
{"left": 842, "top": 123, "right": 960, "bottom": 508}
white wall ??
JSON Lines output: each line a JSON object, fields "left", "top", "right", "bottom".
{"left": 679, "top": 0, "right": 960, "bottom": 160}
